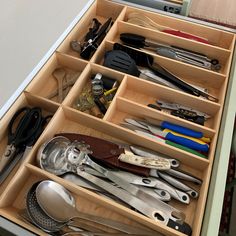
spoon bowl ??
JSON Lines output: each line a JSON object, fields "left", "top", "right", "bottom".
{"left": 37, "top": 136, "right": 72, "bottom": 176}
{"left": 36, "top": 180, "right": 155, "bottom": 235}
{"left": 36, "top": 180, "right": 77, "bottom": 222}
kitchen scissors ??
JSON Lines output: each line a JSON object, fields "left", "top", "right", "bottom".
{"left": 0, "top": 107, "right": 51, "bottom": 183}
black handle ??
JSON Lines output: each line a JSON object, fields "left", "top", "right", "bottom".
{"left": 94, "top": 98, "right": 107, "bottom": 115}
{"left": 167, "top": 219, "right": 192, "bottom": 236}
{"left": 151, "top": 63, "right": 200, "bottom": 97}
{"left": 120, "top": 33, "right": 146, "bottom": 48}
{"left": 80, "top": 18, "right": 113, "bottom": 59}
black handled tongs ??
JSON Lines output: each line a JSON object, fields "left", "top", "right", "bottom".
{"left": 120, "top": 33, "right": 221, "bottom": 71}
{"left": 113, "top": 43, "right": 218, "bottom": 102}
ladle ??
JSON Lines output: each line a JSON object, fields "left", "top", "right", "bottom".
{"left": 36, "top": 180, "right": 154, "bottom": 235}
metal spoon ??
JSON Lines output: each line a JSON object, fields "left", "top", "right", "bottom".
{"left": 36, "top": 180, "right": 154, "bottom": 235}
{"left": 26, "top": 182, "right": 64, "bottom": 233}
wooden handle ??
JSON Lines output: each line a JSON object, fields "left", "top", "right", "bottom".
{"left": 118, "top": 154, "right": 171, "bottom": 170}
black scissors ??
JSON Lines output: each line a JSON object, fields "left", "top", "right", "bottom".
{"left": 0, "top": 107, "right": 51, "bottom": 183}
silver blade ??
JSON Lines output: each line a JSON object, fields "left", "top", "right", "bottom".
{"left": 82, "top": 155, "right": 185, "bottom": 224}
{"left": 81, "top": 167, "right": 170, "bottom": 201}
{"left": 76, "top": 168, "right": 168, "bottom": 225}
{"left": 165, "top": 169, "right": 202, "bottom": 185}
{"left": 139, "top": 68, "right": 183, "bottom": 91}
{"left": 135, "top": 130, "right": 165, "bottom": 143}
{"left": 124, "top": 118, "right": 149, "bottom": 130}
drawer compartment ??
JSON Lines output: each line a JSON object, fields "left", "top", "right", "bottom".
{"left": 93, "top": 41, "right": 228, "bottom": 105}
{"left": 116, "top": 76, "right": 221, "bottom": 130}
{"left": 57, "top": 0, "right": 126, "bottom": 60}
{"left": 0, "top": 92, "right": 58, "bottom": 195}
{"left": 0, "top": 1, "right": 235, "bottom": 236}
{"left": 64, "top": 63, "right": 126, "bottom": 119}
{"left": 26, "top": 53, "right": 87, "bottom": 104}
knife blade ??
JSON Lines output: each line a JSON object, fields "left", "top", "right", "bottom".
{"left": 164, "top": 168, "right": 202, "bottom": 185}
{"left": 81, "top": 155, "right": 186, "bottom": 224}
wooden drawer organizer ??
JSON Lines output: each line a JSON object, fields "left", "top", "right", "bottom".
{"left": 0, "top": 0, "right": 235, "bottom": 235}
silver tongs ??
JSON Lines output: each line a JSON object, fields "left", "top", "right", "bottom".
{"left": 120, "top": 33, "right": 221, "bottom": 71}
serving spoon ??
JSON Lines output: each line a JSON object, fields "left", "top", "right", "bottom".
{"left": 36, "top": 180, "right": 155, "bottom": 235}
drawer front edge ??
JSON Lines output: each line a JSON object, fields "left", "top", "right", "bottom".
{"left": 201, "top": 43, "right": 236, "bottom": 236}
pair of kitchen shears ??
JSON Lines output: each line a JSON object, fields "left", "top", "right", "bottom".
{"left": 0, "top": 107, "right": 51, "bottom": 183}
{"left": 120, "top": 118, "right": 209, "bottom": 156}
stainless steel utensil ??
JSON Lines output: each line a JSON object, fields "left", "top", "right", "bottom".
{"left": 37, "top": 137, "right": 184, "bottom": 221}
{"left": 164, "top": 168, "right": 202, "bottom": 185}
{"left": 26, "top": 182, "right": 73, "bottom": 234}
{"left": 37, "top": 136, "right": 192, "bottom": 235}
{"left": 107, "top": 170, "right": 190, "bottom": 204}
{"left": 157, "top": 171, "right": 198, "bottom": 198}
{"left": 36, "top": 180, "right": 155, "bottom": 235}
{"left": 81, "top": 166, "right": 171, "bottom": 202}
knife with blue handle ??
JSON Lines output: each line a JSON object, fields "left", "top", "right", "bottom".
{"left": 121, "top": 122, "right": 207, "bottom": 158}
{"left": 125, "top": 119, "right": 209, "bottom": 152}
{"left": 145, "top": 117, "right": 204, "bottom": 138}
{"left": 146, "top": 124, "right": 209, "bottom": 152}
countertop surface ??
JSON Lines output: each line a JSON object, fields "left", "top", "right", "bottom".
{"left": 0, "top": 0, "right": 91, "bottom": 116}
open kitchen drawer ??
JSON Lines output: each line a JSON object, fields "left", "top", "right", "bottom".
{"left": 0, "top": 0, "right": 235, "bottom": 235}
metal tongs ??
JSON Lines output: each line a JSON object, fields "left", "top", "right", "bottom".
{"left": 120, "top": 33, "right": 221, "bottom": 71}
{"left": 113, "top": 43, "right": 219, "bottom": 102}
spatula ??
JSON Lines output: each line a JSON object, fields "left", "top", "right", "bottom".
{"left": 112, "top": 43, "right": 218, "bottom": 102}
{"left": 103, "top": 50, "right": 182, "bottom": 90}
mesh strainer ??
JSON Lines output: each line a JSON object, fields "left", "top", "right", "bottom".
{"left": 26, "top": 181, "right": 66, "bottom": 234}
